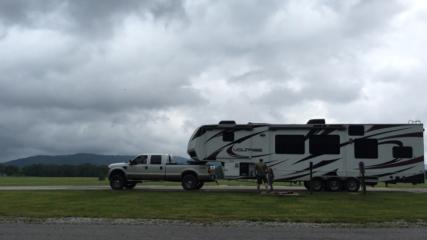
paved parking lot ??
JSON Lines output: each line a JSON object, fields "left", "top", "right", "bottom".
{"left": 1, "top": 221, "right": 426, "bottom": 240}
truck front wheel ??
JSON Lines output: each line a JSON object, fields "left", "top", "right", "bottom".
{"left": 182, "top": 174, "right": 198, "bottom": 190}
{"left": 110, "top": 172, "right": 126, "bottom": 190}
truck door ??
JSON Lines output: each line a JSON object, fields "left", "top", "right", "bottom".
{"left": 127, "top": 155, "right": 148, "bottom": 180}
{"left": 145, "top": 155, "right": 166, "bottom": 180}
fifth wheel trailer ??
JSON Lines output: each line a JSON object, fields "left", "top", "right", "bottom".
{"left": 187, "top": 119, "right": 425, "bottom": 191}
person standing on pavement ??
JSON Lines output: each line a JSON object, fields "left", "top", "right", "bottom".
{"left": 255, "top": 159, "right": 267, "bottom": 193}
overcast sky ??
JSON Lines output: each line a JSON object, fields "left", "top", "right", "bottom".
{"left": 0, "top": 0, "right": 426, "bottom": 162}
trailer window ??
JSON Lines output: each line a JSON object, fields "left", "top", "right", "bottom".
{"left": 393, "top": 146, "right": 413, "bottom": 158}
{"left": 349, "top": 125, "right": 364, "bottom": 136}
{"left": 223, "top": 131, "right": 234, "bottom": 142}
{"left": 150, "top": 155, "right": 162, "bottom": 165}
{"left": 275, "top": 135, "right": 305, "bottom": 154}
{"left": 354, "top": 139, "right": 378, "bottom": 159}
{"left": 309, "top": 135, "right": 340, "bottom": 155}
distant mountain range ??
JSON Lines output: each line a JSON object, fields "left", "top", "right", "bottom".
{"left": 4, "top": 153, "right": 190, "bottom": 167}
{"left": 3, "top": 154, "right": 427, "bottom": 170}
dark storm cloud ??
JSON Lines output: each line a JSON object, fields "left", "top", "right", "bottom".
{"left": 0, "top": 0, "right": 186, "bottom": 37}
{"left": 0, "top": 0, "right": 425, "bottom": 162}
{"left": 0, "top": 70, "right": 202, "bottom": 112}
{"left": 180, "top": 0, "right": 403, "bottom": 109}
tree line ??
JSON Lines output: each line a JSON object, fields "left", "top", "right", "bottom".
{"left": 0, "top": 164, "right": 108, "bottom": 178}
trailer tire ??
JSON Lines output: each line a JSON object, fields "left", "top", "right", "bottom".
{"left": 345, "top": 178, "right": 360, "bottom": 192}
{"left": 181, "top": 174, "right": 198, "bottom": 190}
{"left": 110, "top": 172, "right": 126, "bottom": 190}
{"left": 311, "top": 178, "right": 324, "bottom": 192}
{"left": 303, "top": 181, "right": 310, "bottom": 190}
{"left": 326, "top": 178, "right": 343, "bottom": 192}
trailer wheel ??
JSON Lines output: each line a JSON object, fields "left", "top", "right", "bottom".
{"left": 124, "top": 182, "right": 137, "bottom": 190}
{"left": 181, "top": 174, "right": 198, "bottom": 190}
{"left": 195, "top": 181, "right": 204, "bottom": 190}
{"left": 326, "top": 178, "right": 343, "bottom": 192}
{"left": 110, "top": 172, "right": 125, "bottom": 190}
{"left": 345, "top": 178, "right": 360, "bottom": 192}
{"left": 303, "top": 181, "right": 310, "bottom": 190}
{"left": 311, "top": 178, "right": 324, "bottom": 191}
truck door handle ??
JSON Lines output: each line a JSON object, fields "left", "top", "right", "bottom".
{"left": 145, "top": 166, "right": 148, "bottom": 170}
{"left": 160, "top": 166, "right": 163, "bottom": 170}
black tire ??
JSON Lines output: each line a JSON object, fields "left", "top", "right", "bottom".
{"left": 303, "top": 181, "right": 310, "bottom": 190}
{"left": 311, "top": 178, "right": 324, "bottom": 192}
{"left": 110, "top": 172, "right": 126, "bottom": 190}
{"left": 195, "top": 181, "right": 204, "bottom": 190}
{"left": 345, "top": 178, "right": 360, "bottom": 192}
{"left": 326, "top": 178, "right": 343, "bottom": 192}
{"left": 181, "top": 174, "right": 198, "bottom": 190}
{"left": 124, "top": 182, "right": 137, "bottom": 190}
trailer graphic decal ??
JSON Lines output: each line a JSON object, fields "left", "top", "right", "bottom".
{"left": 365, "top": 156, "right": 424, "bottom": 169}
{"left": 372, "top": 166, "right": 414, "bottom": 178}
{"left": 188, "top": 120, "right": 424, "bottom": 185}
{"left": 367, "top": 124, "right": 405, "bottom": 132}
{"left": 206, "top": 130, "right": 268, "bottom": 160}
{"left": 292, "top": 158, "right": 341, "bottom": 174}
{"left": 378, "top": 132, "right": 423, "bottom": 140}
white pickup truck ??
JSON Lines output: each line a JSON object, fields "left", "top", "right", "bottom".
{"left": 108, "top": 154, "right": 215, "bottom": 190}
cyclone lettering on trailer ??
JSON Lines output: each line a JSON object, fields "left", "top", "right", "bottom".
{"left": 226, "top": 145, "right": 268, "bottom": 158}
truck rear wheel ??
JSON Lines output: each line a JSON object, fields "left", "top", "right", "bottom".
{"left": 110, "top": 172, "right": 125, "bottom": 190}
{"left": 182, "top": 174, "right": 198, "bottom": 190}
{"left": 195, "top": 181, "right": 204, "bottom": 190}
{"left": 124, "top": 182, "right": 137, "bottom": 190}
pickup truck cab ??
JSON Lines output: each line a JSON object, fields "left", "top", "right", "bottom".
{"left": 108, "top": 154, "right": 215, "bottom": 190}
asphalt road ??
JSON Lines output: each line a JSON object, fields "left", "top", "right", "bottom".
{"left": 1, "top": 222, "right": 426, "bottom": 240}
{"left": 0, "top": 185, "right": 426, "bottom": 193}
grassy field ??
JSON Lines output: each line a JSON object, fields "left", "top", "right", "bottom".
{"left": 0, "top": 176, "right": 426, "bottom": 188}
{"left": 0, "top": 177, "right": 108, "bottom": 186}
{"left": 0, "top": 177, "right": 274, "bottom": 186}
{"left": 0, "top": 190, "right": 426, "bottom": 223}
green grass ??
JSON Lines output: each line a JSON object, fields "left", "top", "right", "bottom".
{"left": 0, "top": 176, "right": 425, "bottom": 188}
{"left": 0, "top": 191, "right": 426, "bottom": 223}
{"left": 0, "top": 177, "right": 108, "bottom": 186}
{"left": 0, "top": 177, "right": 268, "bottom": 186}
